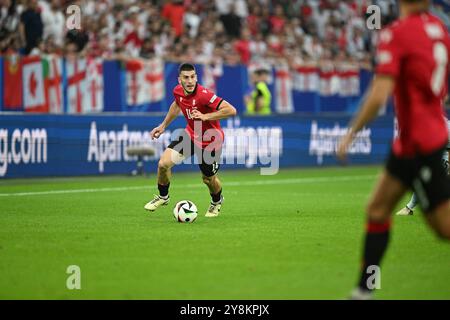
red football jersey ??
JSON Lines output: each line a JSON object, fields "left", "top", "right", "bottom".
{"left": 375, "top": 13, "right": 450, "bottom": 157}
{"left": 173, "top": 83, "right": 224, "bottom": 149}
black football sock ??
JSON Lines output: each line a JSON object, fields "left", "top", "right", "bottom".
{"left": 211, "top": 189, "right": 222, "bottom": 203}
{"left": 358, "top": 219, "right": 391, "bottom": 291}
{"left": 158, "top": 183, "right": 170, "bottom": 198}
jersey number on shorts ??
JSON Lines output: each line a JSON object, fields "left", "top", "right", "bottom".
{"left": 212, "top": 162, "right": 219, "bottom": 174}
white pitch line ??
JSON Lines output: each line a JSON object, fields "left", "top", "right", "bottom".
{"left": 0, "top": 175, "right": 375, "bottom": 197}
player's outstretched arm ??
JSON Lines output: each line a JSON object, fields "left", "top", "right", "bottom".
{"left": 337, "top": 75, "right": 395, "bottom": 161}
{"left": 150, "top": 101, "right": 181, "bottom": 140}
{"left": 191, "top": 100, "right": 237, "bottom": 121}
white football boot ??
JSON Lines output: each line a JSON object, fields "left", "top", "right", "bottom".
{"left": 396, "top": 206, "right": 413, "bottom": 216}
{"left": 205, "top": 196, "right": 224, "bottom": 217}
{"left": 144, "top": 195, "right": 170, "bottom": 212}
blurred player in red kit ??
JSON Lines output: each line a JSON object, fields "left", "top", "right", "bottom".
{"left": 145, "top": 63, "right": 236, "bottom": 217}
{"left": 337, "top": 0, "right": 450, "bottom": 299}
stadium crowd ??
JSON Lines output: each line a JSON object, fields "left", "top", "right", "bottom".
{"left": 0, "top": 0, "right": 448, "bottom": 69}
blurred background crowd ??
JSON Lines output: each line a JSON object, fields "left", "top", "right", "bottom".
{"left": 0, "top": 0, "right": 449, "bottom": 69}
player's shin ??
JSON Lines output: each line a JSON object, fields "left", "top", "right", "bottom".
{"left": 158, "top": 183, "right": 170, "bottom": 198}
{"left": 358, "top": 218, "right": 391, "bottom": 292}
{"left": 211, "top": 188, "right": 223, "bottom": 204}
{"left": 157, "top": 162, "right": 172, "bottom": 198}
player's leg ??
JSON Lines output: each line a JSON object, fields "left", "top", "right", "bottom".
{"left": 197, "top": 147, "right": 223, "bottom": 217}
{"left": 144, "top": 134, "right": 189, "bottom": 211}
{"left": 144, "top": 148, "right": 181, "bottom": 211}
{"left": 425, "top": 201, "right": 450, "bottom": 240}
{"left": 145, "top": 132, "right": 194, "bottom": 212}
{"left": 351, "top": 148, "right": 412, "bottom": 299}
{"left": 202, "top": 173, "right": 224, "bottom": 217}
{"left": 156, "top": 147, "right": 182, "bottom": 195}
{"left": 350, "top": 169, "right": 408, "bottom": 300}
{"left": 202, "top": 173, "right": 222, "bottom": 194}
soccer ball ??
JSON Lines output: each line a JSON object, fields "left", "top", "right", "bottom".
{"left": 173, "top": 200, "right": 198, "bottom": 223}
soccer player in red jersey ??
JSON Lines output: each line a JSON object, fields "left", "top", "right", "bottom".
{"left": 145, "top": 63, "right": 237, "bottom": 217}
{"left": 337, "top": 0, "right": 450, "bottom": 299}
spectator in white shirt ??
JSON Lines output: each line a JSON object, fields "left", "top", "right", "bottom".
{"left": 41, "top": 0, "right": 65, "bottom": 47}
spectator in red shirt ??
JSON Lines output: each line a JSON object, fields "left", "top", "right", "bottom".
{"left": 269, "top": 4, "right": 286, "bottom": 34}
{"left": 247, "top": 5, "right": 261, "bottom": 36}
{"left": 234, "top": 27, "right": 251, "bottom": 64}
{"left": 161, "top": 0, "right": 185, "bottom": 38}
{"left": 300, "top": 3, "right": 313, "bottom": 20}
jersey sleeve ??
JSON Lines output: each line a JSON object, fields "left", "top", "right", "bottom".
{"left": 201, "top": 88, "right": 224, "bottom": 110}
{"left": 375, "top": 27, "right": 404, "bottom": 78}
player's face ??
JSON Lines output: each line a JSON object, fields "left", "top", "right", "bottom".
{"left": 179, "top": 70, "right": 197, "bottom": 94}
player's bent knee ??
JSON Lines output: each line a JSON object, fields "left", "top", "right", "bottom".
{"left": 366, "top": 202, "right": 390, "bottom": 222}
{"left": 158, "top": 159, "right": 173, "bottom": 171}
{"left": 429, "top": 203, "right": 450, "bottom": 240}
{"left": 435, "top": 222, "right": 450, "bottom": 240}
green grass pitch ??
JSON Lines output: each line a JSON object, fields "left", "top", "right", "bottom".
{"left": 0, "top": 165, "right": 449, "bottom": 300}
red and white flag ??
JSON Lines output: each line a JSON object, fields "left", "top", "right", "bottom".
{"left": 337, "top": 68, "right": 360, "bottom": 96}
{"left": 144, "top": 58, "right": 164, "bottom": 103}
{"left": 293, "top": 66, "right": 319, "bottom": 92}
{"left": 126, "top": 58, "right": 164, "bottom": 107}
{"left": 44, "top": 54, "right": 63, "bottom": 114}
{"left": 126, "top": 59, "right": 146, "bottom": 106}
{"left": 274, "top": 65, "right": 294, "bottom": 113}
{"left": 22, "top": 56, "right": 47, "bottom": 112}
{"left": 66, "top": 58, "right": 87, "bottom": 114}
{"left": 84, "top": 57, "right": 104, "bottom": 113}
{"left": 319, "top": 66, "right": 340, "bottom": 96}
{"left": 317, "top": 63, "right": 360, "bottom": 97}
{"left": 202, "top": 61, "right": 223, "bottom": 92}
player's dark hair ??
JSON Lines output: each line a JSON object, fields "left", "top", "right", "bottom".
{"left": 178, "top": 63, "right": 196, "bottom": 75}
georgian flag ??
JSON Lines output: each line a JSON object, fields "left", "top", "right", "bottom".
{"left": 126, "top": 59, "right": 146, "bottom": 106}
{"left": 66, "top": 58, "right": 87, "bottom": 114}
{"left": 126, "top": 58, "right": 164, "bottom": 107}
{"left": 293, "top": 66, "right": 319, "bottom": 92}
{"left": 274, "top": 65, "right": 294, "bottom": 113}
{"left": 22, "top": 56, "right": 47, "bottom": 112}
{"left": 145, "top": 58, "right": 164, "bottom": 103}
{"left": 319, "top": 66, "right": 340, "bottom": 96}
{"left": 84, "top": 58, "right": 104, "bottom": 113}
{"left": 337, "top": 68, "right": 360, "bottom": 97}
{"left": 202, "top": 61, "right": 223, "bottom": 92}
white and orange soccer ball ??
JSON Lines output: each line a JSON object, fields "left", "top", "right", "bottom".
{"left": 173, "top": 200, "right": 198, "bottom": 223}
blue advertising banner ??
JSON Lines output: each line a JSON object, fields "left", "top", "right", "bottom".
{"left": 0, "top": 114, "right": 394, "bottom": 178}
